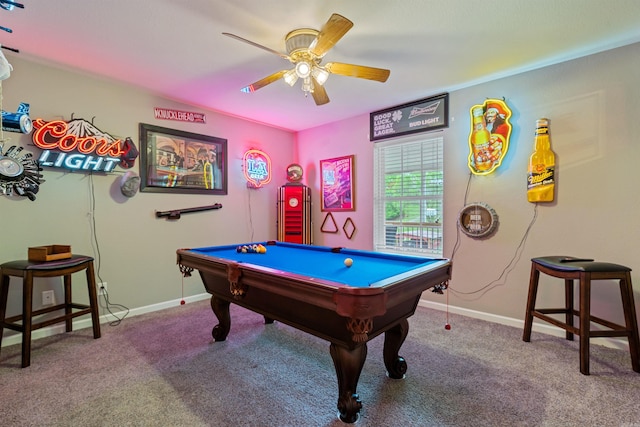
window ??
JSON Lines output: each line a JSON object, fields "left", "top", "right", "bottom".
{"left": 373, "top": 136, "right": 444, "bottom": 256}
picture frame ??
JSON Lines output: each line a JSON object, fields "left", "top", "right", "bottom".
{"left": 139, "top": 123, "right": 227, "bottom": 195}
{"left": 320, "top": 155, "right": 355, "bottom": 211}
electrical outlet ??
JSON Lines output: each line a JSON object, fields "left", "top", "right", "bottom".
{"left": 42, "top": 290, "right": 54, "bottom": 306}
{"left": 97, "top": 282, "right": 108, "bottom": 295}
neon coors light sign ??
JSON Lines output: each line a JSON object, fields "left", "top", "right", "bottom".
{"left": 32, "top": 118, "right": 128, "bottom": 172}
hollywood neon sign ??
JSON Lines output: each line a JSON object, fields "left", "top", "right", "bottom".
{"left": 32, "top": 118, "right": 125, "bottom": 172}
{"left": 243, "top": 149, "right": 271, "bottom": 188}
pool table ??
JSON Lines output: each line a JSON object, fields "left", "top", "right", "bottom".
{"left": 176, "top": 241, "right": 451, "bottom": 423}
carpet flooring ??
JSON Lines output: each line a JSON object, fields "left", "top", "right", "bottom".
{"left": 1, "top": 299, "right": 639, "bottom": 426}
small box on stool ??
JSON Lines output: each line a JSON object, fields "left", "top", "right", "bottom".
{"left": 28, "top": 245, "right": 72, "bottom": 262}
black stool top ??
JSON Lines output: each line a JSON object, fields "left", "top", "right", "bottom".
{"left": 532, "top": 256, "right": 631, "bottom": 273}
{"left": 0, "top": 255, "right": 94, "bottom": 272}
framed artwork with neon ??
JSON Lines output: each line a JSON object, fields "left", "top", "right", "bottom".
{"left": 320, "top": 155, "right": 355, "bottom": 212}
{"left": 139, "top": 123, "right": 227, "bottom": 195}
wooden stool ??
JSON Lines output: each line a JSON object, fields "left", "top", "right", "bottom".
{"left": 0, "top": 255, "right": 101, "bottom": 367}
{"left": 522, "top": 256, "right": 640, "bottom": 375}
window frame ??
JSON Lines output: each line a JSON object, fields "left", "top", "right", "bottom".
{"left": 373, "top": 134, "right": 444, "bottom": 257}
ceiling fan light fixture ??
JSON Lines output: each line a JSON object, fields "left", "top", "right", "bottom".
{"left": 225, "top": 13, "right": 388, "bottom": 106}
{"left": 311, "top": 66, "right": 329, "bottom": 86}
{"left": 301, "top": 77, "right": 313, "bottom": 94}
{"left": 295, "top": 61, "right": 311, "bottom": 79}
{"left": 283, "top": 69, "right": 298, "bottom": 86}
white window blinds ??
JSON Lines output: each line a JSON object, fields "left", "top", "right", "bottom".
{"left": 373, "top": 136, "right": 444, "bottom": 256}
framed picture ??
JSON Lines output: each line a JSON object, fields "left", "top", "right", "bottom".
{"left": 139, "top": 123, "right": 227, "bottom": 194}
{"left": 320, "top": 155, "right": 355, "bottom": 211}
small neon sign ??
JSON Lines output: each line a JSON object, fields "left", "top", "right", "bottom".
{"left": 243, "top": 149, "right": 271, "bottom": 188}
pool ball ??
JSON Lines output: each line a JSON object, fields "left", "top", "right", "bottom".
{"left": 344, "top": 258, "right": 353, "bottom": 267}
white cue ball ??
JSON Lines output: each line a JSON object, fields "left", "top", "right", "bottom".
{"left": 344, "top": 258, "right": 353, "bottom": 267}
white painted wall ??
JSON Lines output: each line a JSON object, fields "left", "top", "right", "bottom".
{"left": 3, "top": 41, "right": 639, "bottom": 347}
{"left": 1, "top": 56, "right": 296, "bottom": 330}
{"left": 298, "top": 42, "right": 640, "bottom": 329}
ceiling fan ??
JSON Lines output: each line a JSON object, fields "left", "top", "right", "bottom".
{"left": 223, "top": 13, "right": 390, "bottom": 106}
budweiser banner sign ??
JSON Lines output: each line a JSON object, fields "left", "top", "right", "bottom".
{"left": 370, "top": 93, "right": 449, "bottom": 141}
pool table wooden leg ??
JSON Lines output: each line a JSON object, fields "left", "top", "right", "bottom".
{"left": 383, "top": 318, "right": 409, "bottom": 379}
{"left": 210, "top": 296, "right": 231, "bottom": 341}
{"left": 329, "top": 342, "right": 367, "bottom": 424}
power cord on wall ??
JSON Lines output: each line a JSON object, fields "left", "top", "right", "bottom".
{"left": 247, "top": 184, "right": 255, "bottom": 242}
{"left": 447, "top": 172, "right": 539, "bottom": 300}
{"left": 448, "top": 172, "right": 474, "bottom": 263}
{"left": 88, "top": 172, "right": 129, "bottom": 326}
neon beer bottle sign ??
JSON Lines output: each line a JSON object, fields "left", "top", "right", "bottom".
{"left": 467, "top": 99, "right": 512, "bottom": 175}
{"left": 31, "top": 118, "right": 125, "bottom": 172}
{"left": 243, "top": 149, "right": 271, "bottom": 188}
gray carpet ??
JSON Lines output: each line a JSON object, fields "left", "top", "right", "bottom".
{"left": 1, "top": 299, "right": 638, "bottom": 426}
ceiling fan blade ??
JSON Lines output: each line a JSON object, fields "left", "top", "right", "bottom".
{"left": 241, "top": 70, "right": 288, "bottom": 93}
{"left": 222, "top": 32, "right": 290, "bottom": 60}
{"left": 309, "top": 13, "right": 354, "bottom": 58}
{"left": 311, "top": 78, "right": 330, "bottom": 105}
{"left": 325, "top": 62, "right": 390, "bottom": 82}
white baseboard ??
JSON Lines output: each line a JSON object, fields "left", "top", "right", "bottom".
{"left": 0, "top": 293, "right": 211, "bottom": 349}
{"left": 2, "top": 293, "right": 629, "bottom": 352}
{"left": 418, "top": 299, "right": 630, "bottom": 351}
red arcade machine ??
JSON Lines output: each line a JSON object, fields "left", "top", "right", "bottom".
{"left": 277, "top": 164, "right": 311, "bottom": 244}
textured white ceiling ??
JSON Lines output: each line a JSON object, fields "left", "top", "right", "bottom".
{"left": 3, "top": 0, "right": 640, "bottom": 131}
